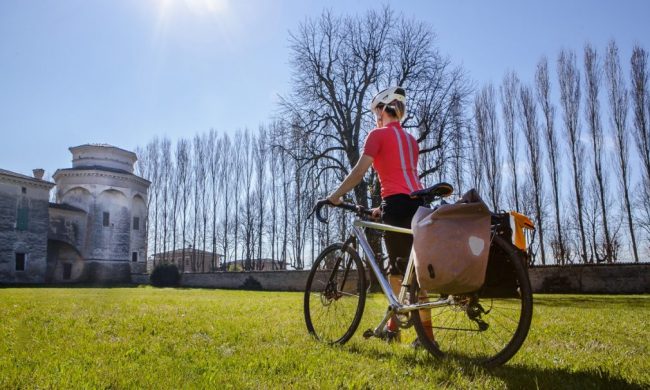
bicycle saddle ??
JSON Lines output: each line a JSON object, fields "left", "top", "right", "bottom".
{"left": 410, "top": 182, "right": 454, "bottom": 199}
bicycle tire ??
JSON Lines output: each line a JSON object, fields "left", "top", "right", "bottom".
{"left": 304, "top": 242, "right": 367, "bottom": 344}
{"left": 410, "top": 235, "right": 533, "bottom": 367}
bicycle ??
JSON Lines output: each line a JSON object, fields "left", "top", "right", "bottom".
{"left": 304, "top": 183, "right": 533, "bottom": 368}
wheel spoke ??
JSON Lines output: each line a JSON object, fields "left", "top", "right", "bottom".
{"left": 304, "top": 244, "right": 366, "bottom": 345}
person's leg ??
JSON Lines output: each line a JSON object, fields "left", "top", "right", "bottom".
{"left": 382, "top": 195, "right": 415, "bottom": 335}
{"left": 382, "top": 195, "right": 435, "bottom": 342}
{"left": 418, "top": 288, "right": 435, "bottom": 341}
{"left": 383, "top": 231, "right": 407, "bottom": 334}
{"left": 386, "top": 273, "right": 403, "bottom": 336}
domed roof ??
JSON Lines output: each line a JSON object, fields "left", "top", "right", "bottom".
{"left": 69, "top": 144, "right": 137, "bottom": 174}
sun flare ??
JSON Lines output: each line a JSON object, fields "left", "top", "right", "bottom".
{"left": 155, "top": 0, "right": 229, "bottom": 14}
{"left": 183, "top": 0, "right": 229, "bottom": 15}
{"left": 153, "top": 0, "right": 229, "bottom": 28}
{"left": 151, "top": 0, "right": 231, "bottom": 45}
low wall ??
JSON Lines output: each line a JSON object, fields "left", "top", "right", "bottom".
{"left": 528, "top": 263, "right": 649, "bottom": 294}
{"left": 132, "top": 263, "right": 650, "bottom": 294}
{"left": 180, "top": 270, "right": 311, "bottom": 291}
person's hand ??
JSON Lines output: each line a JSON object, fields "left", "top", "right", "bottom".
{"left": 327, "top": 194, "right": 342, "bottom": 205}
{"left": 371, "top": 207, "right": 381, "bottom": 219}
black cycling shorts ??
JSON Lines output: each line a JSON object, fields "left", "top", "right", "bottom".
{"left": 381, "top": 194, "right": 423, "bottom": 276}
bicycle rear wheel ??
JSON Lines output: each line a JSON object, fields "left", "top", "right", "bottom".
{"left": 410, "top": 235, "right": 533, "bottom": 367}
{"left": 304, "top": 243, "right": 366, "bottom": 344}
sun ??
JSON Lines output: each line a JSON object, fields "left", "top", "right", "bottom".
{"left": 151, "top": 0, "right": 231, "bottom": 44}
{"left": 153, "top": 0, "right": 229, "bottom": 25}
{"left": 182, "top": 0, "right": 229, "bottom": 15}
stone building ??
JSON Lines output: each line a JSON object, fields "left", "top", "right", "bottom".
{"left": 0, "top": 168, "right": 55, "bottom": 283}
{"left": 49, "top": 144, "right": 150, "bottom": 283}
{"left": 152, "top": 248, "right": 223, "bottom": 273}
{"left": 0, "top": 144, "right": 150, "bottom": 284}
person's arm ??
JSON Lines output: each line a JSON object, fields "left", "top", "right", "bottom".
{"left": 327, "top": 155, "right": 374, "bottom": 205}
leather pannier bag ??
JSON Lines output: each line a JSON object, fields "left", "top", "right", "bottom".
{"left": 411, "top": 189, "right": 491, "bottom": 294}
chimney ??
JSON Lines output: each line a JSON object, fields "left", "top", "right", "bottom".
{"left": 32, "top": 169, "right": 45, "bottom": 180}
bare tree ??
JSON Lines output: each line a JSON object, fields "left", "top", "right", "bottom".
{"left": 267, "top": 126, "right": 281, "bottom": 268}
{"left": 160, "top": 138, "right": 172, "bottom": 262}
{"left": 449, "top": 94, "right": 467, "bottom": 195}
{"left": 207, "top": 130, "right": 222, "bottom": 271}
{"left": 288, "top": 125, "right": 310, "bottom": 270}
{"left": 280, "top": 7, "right": 468, "bottom": 209}
{"left": 254, "top": 128, "right": 268, "bottom": 268}
{"left": 631, "top": 46, "right": 650, "bottom": 183}
{"left": 474, "top": 84, "right": 502, "bottom": 210}
{"left": 467, "top": 123, "right": 484, "bottom": 195}
{"left": 280, "top": 148, "right": 290, "bottom": 269}
{"left": 558, "top": 49, "right": 588, "bottom": 263}
{"left": 606, "top": 41, "right": 639, "bottom": 263}
{"left": 231, "top": 134, "right": 243, "bottom": 268}
{"left": 218, "top": 135, "right": 233, "bottom": 269}
{"left": 536, "top": 57, "right": 566, "bottom": 264}
{"left": 199, "top": 135, "right": 210, "bottom": 270}
{"left": 192, "top": 134, "right": 207, "bottom": 271}
{"left": 135, "top": 139, "right": 160, "bottom": 269}
{"left": 584, "top": 44, "right": 615, "bottom": 262}
{"left": 501, "top": 71, "right": 521, "bottom": 211}
{"left": 175, "top": 139, "right": 191, "bottom": 272}
{"left": 519, "top": 84, "right": 547, "bottom": 264}
{"left": 584, "top": 181, "right": 602, "bottom": 263}
{"left": 241, "top": 130, "right": 255, "bottom": 270}
{"left": 169, "top": 141, "right": 182, "bottom": 265}
{"left": 630, "top": 45, "right": 650, "bottom": 235}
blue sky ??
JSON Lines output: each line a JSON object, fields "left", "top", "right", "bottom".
{"left": 1, "top": 0, "right": 649, "bottom": 177}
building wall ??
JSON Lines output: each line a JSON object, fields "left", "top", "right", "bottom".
{"left": 47, "top": 207, "right": 87, "bottom": 282}
{"left": 48, "top": 208, "right": 87, "bottom": 251}
{"left": 129, "top": 195, "right": 147, "bottom": 273}
{"left": 56, "top": 171, "right": 149, "bottom": 282}
{"left": 0, "top": 179, "right": 52, "bottom": 283}
{"left": 46, "top": 241, "right": 84, "bottom": 283}
{"left": 89, "top": 189, "right": 131, "bottom": 261}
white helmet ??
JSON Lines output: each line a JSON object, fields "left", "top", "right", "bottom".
{"left": 369, "top": 86, "right": 406, "bottom": 111}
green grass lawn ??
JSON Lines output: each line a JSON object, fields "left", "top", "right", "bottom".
{"left": 0, "top": 287, "right": 647, "bottom": 389}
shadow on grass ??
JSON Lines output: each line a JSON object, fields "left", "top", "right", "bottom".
{"left": 487, "top": 363, "right": 644, "bottom": 389}
{"left": 343, "top": 343, "right": 644, "bottom": 389}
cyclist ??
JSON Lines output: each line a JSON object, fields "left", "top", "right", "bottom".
{"left": 327, "top": 86, "right": 435, "bottom": 345}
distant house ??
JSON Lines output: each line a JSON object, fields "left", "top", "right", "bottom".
{"left": 151, "top": 248, "right": 223, "bottom": 273}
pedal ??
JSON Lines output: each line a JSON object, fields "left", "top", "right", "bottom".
{"left": 476, "top": 319, "right": 489, "bottom": 331}
{"left": 362, "top": 329, "right": 374, "bottom": 339}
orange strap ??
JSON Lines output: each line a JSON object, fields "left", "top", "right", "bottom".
{"left": 509, "top": 211, "right": 535, "bottom": 250}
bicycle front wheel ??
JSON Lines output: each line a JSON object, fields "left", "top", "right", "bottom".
{"left": 410, "top": 235, "right": 533, "bottom": 367}
{"left": 304, "top": 242, "right": 366, "bottom": 344}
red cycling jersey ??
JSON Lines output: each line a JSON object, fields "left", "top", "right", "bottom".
{"left": 362, "top": 121, "right": 423, "bottom": 198}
